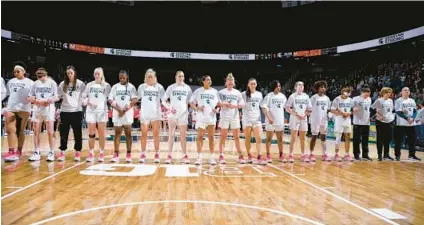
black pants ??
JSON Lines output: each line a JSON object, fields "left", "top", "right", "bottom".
{"left": 353, "top": 125, "right": 370, "bottom": 158}
{"left": 376, "top": 120, "right": 392, "bottom": 158}
{"left": 59, "top": 111, "right": 83, "bottom": 151}
{"left": 394, "top": 126, "right": 416, "bottom": 158}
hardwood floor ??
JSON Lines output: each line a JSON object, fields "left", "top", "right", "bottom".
{"left": 1, "top": 130, "right": 424, "bottom": 225}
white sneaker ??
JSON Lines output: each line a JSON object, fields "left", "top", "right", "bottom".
{"left": 195, "top": 156, "right": 203, "bottom": 165}
{"left": 46, "top": 151, "right": 55, "bottom": 162}
{"left": 209, "top": 157, "right": 217, "bottom": 165}
{"left": 28, "top": 151, "right": 41, "bottom": 161}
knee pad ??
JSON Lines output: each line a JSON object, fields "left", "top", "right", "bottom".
{"left": 89, "top": 134, "right": 96, "bottom": 139}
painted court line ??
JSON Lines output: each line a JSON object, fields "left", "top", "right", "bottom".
{"left": 267, "top": 164, "right": 400, "bottom": 225}
{"left": 371, "top": 208, "right": 407, "bottom": 220}
{"left": 1, "top": 162, "right": 85, "bottom": 200}
{"left": 30, "top": 200, "right": 324, "bottom": 225}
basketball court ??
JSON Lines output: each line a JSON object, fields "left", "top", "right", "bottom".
{"left": 1, "top": 129, "right": 424, "bottom": 225}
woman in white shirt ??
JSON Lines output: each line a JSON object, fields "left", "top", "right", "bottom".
{"left": 161, "top": 70, "right": 192, "bottom": 164}
{"left": 57, "top": 66, "right": 86, "bottom": 162}
{"left": 138, "top": 69, "right": 165, "bottom": 163}
{"left": 371, "top": 87, "right": 395, "bottom": 161}
{"left": 190, "top": 75, "right": 220, "bottom": 165}
{"left": 27, "top": 68, "right": 59, "bottom": 162}
{"left": 108, "top": 70, "right": 138, "bottom": 163}
{"left": 242, "top": 78, "right": 266, "bottom": 165}
{"left": 261, "top": 80, "right": 287, "bottom": 163}
{"left": 285, "top": 81, "right": 312, "bottom": 163}
{"left": 3, "top": 62, "right": 34, "bottom": 162}
{"left": 82, "top": 67, "right": 111, "bottom": 163}
{"left": 218, "top": 73, "right": 245, "bottom": 164}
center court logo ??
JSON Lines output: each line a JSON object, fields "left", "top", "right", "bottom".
{"left": 80, "top": 164, "right": 276, "bottom": 177}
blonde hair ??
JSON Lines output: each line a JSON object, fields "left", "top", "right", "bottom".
{"left": 380, "top": 87, "right": 393, "bottom": 96}
{"left": 226, "top": 73, "right": 235, "bottom": 87}
{"left": 144, "top": 68, "right": 157, "bottom": 85}
{"left": 93, "top": 67, "right": 106, "bottom": 86}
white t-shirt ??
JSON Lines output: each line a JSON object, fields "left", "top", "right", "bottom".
{"left": 219, "top": 88, "right": 244, "bottom": 120}
{"left": 261, "top": 92, "right": 287, "bottom": 126}
{"left": 331, "top": 96, "right": 353, "bottom": 126}
{"left": 83, "top": 81, "right": 111, "bottom": 113}
{"left": 138, "top": 83, "right": 165, "bottom": 119}
{"left": 58, "top": 79, "right": 86, "bottom": 112}
{"left": 241, "top": 91, "right": 263, "bottom": 122}
{"left": 395, "top": 97, "right": 417, "bottom": 126}
{"left": 285, "top": 93, "right": 312, "bottom": 121}
{"left": 6, "top": 77, "right": 34, "bottom": 112}
{"left": 108, "top": 82, "right": 137, "bottom": 117}
{"left": 190, "top": 87, "right": 219, "bottom": 123}
{"left": 371, "top": 98, "right": 395, "bottom": 123}
{"left": 1, "top": 77, "right": 7, "bottom": 102}
{"left": 162, "top": 83, "right": 192, "bottom": 117}
{"left": 352, "top": 96, "right": 372, "bottom": 125}
{"left": 29, "top": 78, "right": 58, "bottom": 115}
{"left": 309, "top": 94, "right": 331, "bottom": 126}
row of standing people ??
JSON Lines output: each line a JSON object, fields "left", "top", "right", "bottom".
{"left": 1, "top": 63, "right": 423, "bottom": 165}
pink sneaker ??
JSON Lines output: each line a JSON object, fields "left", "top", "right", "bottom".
{"left": 288, "top": 154, "right": 294, "bottom": 163}
{"left": 139, "top": 153, "right": 146, "bottom": 163}
{"left": 238, "top": 155, "right": 246, "bottom": 164}
{"left": 74, "top": 151, "right": 81, "bottom": 162}
{"left": 4, "top": 150, "right": 18, "bottom": 162}
{"left": 86, "top": 152, "right": 94, "bottom": 162}
{"left": 322, "top": 154, "right": 331, "bottom": 162}
{"left": 16, "top": 150, "right": 22, "bottom": 158}
{"left": 266, "top": 154, "right": 272, "bottom": 163}
{"left": 110, "top": 153, "right": 119, "bottom": 163}
{"left": 257, "top": 155, "right": 267, "bottom": 165}
{"left": 126, "top": 153, "right": 132, "bottom": 163}
{"left": 344, "top": 154, "right": 353, "bottom": 162}
{"left": 279, "top": 154, "right": 287, "bottom": 163}
{"left": 154, "top": 153, "right": 160, "bottom": 163}
{"left": 98, "top": 152, "right": 105, "bottom": 162}
{"left": 334, "top": 153, "right": 342, "bottom": 162}
{"left": 247, "top": 154, "right": 253, "bottom": 164}
{"left": 301, "top": 154, "right": 310, "bottom": 163}
{"left": 309, "top": 153, "right": 316, "bottom": 162}
{"left": 219, "top": 155, "right": 226, "bottom": 164}
{"left": 57, "top": 151, "right": 66, "bottom": 162}
{"left": 165, "top": 155, "right": 172, "bottom": 164}
{"left": 182, "top": 154, "right": 190, "bottom": 164}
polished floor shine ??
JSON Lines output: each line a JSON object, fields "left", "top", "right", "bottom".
{"left": 1, "top": 130, "right": 424, "bottom": 225}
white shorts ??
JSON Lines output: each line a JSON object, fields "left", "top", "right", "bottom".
{"left": 242, "top": 120, "right": 262, "bottom": 129}
{"left": 310, "top": 123, "right": 328, "bottom": 135}
{"left": 113, "top": 112, "right": 134, "bottom": 127}
{"left": 289, "top": 117, "right": 308, "bottom": 132}
{"left": 86, "top": 111, "right": 108, "bottom": 123}
{"left": 140, "top": 116, "right": 162, "bottom": 125}
{"left": 265, "top": 124, "right": 285, "bottom": 132}
{"left": 219, "top": 118, "right": 241, "bottom": 130}
{"left": 335, "top": 123, "right": 351, "bottom": 134}
{"left": 196, "top": 121, "right": 216, "bottom": 130}
{"left": 32, "top": 110, "right": 55, "bottom": 123}
{"left": 167, "top": 112, "right": 188, "bottom": 126}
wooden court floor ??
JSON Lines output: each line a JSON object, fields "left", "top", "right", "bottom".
{"left": 1, "top": 130, "right": 424, "bottom": 225}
